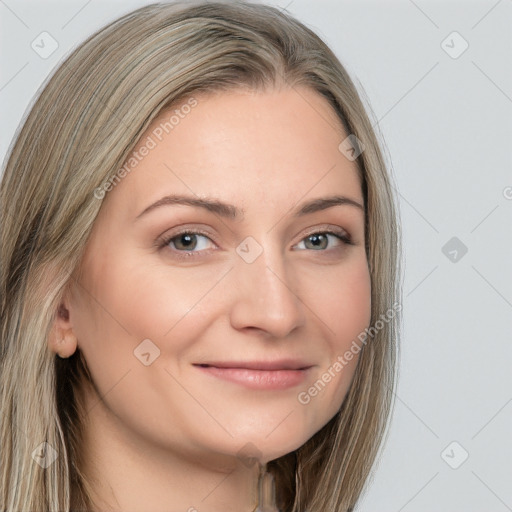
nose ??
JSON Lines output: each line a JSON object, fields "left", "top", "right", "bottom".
{"left": 228, "top": 241, "right": 306, "bottom": 339}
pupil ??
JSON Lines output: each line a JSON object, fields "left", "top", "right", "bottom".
{"left": 308, "top": 234, "right": 326, "bottom": 249}
{"left": 178, "top": 234, "right": 195, "bottom": 249}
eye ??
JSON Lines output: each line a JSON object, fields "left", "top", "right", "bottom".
{"left": 156, "top": 226, "right": 354, "bottom": 261}
{"left": 157, "top": 230, "right": 217, "bottom": 260}
{"left": 294, "top": 229, "right": 353, "bottom": 251}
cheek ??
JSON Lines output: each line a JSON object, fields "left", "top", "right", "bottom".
{"left": 312, "top": 257, "right": 372, "bottom": 346}
{"left": 302, "top": 258, "right": 371, "bottom": 411}
{"left": 75, "top": 257, "right": 221, "bottom": 368}
{"left": 117, "top": 262, "right": 223, "bottom": 345}
{"left": 331, "top": 261, "right": 371, "bottom": 384}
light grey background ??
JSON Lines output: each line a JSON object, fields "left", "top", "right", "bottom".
{"left": 1, "top": 1, "right": 511, "bottom": 510}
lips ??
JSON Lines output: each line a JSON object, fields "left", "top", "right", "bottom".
{"left": 193, "top": 360, "right": 314, "bottom": 390}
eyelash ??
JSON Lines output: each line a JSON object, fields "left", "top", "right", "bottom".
{"left": 155, "top": 227, "right": 354, "bottom": 261}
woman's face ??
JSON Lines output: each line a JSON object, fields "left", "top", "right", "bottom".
{"left": 67, "top": 86, "right": 371, "bottom": 466}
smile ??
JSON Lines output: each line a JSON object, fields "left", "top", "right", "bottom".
{"left": 193, "top": 364, "right": 313, "bottom": 390}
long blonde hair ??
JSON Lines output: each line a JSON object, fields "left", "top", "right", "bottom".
{"left": 0, "top": 1, "right": 402, "bottom": 510}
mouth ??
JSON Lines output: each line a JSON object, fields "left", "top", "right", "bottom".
{"left": 193, "top": 360, "right": 314, "bottom": 390}
{"left": 194, "top": 360, "right": 313, "bottom": 371}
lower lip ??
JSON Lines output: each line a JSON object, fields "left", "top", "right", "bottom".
{"left": 194, "top": 365, "right": 311, "bottom": 390}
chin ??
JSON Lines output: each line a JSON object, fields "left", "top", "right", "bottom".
{"left": 224, "top": 428, "right": 315, "bottom": 466}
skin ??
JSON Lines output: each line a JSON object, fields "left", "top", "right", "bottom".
{"left": 50, "top": 85, "right": 371, "bottom": 511}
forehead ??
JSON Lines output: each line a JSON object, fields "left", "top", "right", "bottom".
{"left": 105, "top": 86, "right": 363, "bottom": 218}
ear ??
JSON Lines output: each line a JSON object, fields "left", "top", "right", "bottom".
{"left": 48, "top": 288, "right": 78, "bottom": 359}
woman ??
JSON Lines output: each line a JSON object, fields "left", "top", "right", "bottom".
{"left": 0, "top": 1, "right": 402, "bottom": 511}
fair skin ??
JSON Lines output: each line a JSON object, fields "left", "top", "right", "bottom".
{"left": 50, "top": 85, "right": 371, "bottom": 511}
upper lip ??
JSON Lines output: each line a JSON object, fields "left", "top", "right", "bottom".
{"left": 194, "top": 359, "right": 313, "bottom": 371}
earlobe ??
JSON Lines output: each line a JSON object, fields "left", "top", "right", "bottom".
{"left": 49, "top": 326, "right": 78, "bottom": 359}
{"left": 55, "top": 329, "right": 78, "bottom": 359}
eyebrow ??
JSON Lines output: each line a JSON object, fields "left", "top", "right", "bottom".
{"left": 135, "top": 194, "right": 364, "bottom": 221}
